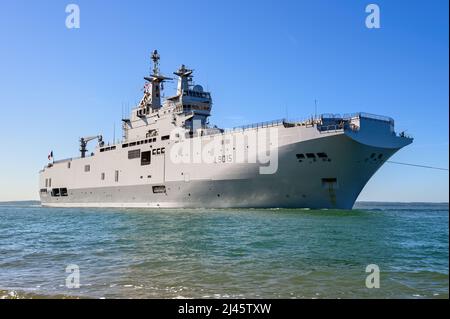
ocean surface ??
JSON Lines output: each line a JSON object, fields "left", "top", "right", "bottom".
{"left": 0, "top": 201, "right": 448, "bottom": 299}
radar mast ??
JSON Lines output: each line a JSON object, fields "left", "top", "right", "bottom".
{"left": 174, "top": 64, "right": 193, "bottom": 96}
{"left": 151, "top": 50, "right": 160, "bottom": 76}
{"left": 141, "top": 49, "right": 172, "bottom": 110}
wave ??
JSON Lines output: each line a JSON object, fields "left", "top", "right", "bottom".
{"left": 0, "top": 289, "right": 87, "bottom": 299}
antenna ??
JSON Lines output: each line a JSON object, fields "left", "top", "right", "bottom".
{"left": 151, "top": 50, "right": 160, "bottom": 75}
{"left": 314, "top": 99, "right": 318, "bottom": 119}
{"left": 113, "top": 122, "right": 116, "bottom": 144}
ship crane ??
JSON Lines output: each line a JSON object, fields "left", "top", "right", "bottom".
{"left": 80, "top": 135, "right": 104, "bottom": 158}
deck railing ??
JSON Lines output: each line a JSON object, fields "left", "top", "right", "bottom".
{"left": 321, "top": 112, "right": 394, "bottom": 124}
{"left": 229, "top": 118, "right": 287, "bottom": 132}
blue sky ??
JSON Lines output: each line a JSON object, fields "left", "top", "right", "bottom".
{"left": 0, "top": 0, "right": 448, "bottom": 202}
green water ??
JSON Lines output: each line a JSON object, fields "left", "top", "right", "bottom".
{"left": 0, "top": 202, "right": 448, "bottom": 299}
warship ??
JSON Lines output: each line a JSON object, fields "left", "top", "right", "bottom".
{"left": 39, "top": 50, "right": 413, "bottom": 209}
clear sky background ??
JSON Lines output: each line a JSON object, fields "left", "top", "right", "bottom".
{"left": 0, "top": 0, "right": 448, "bottom": 202}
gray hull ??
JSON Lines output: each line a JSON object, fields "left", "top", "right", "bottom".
{"left": 40, "top": 133, "right": 400, "bottom": 209}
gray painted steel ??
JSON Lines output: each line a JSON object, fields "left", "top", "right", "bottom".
{"left": 39, "top": 53, "right": 412, "bottom": 209}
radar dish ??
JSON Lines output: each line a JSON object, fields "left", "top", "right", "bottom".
{"left": 192, "top": 85, "right": 204, "bottom": 92}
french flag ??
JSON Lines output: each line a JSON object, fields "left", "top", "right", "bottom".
{"left": 48, "top": 151, "right": 53, "bottom": 161}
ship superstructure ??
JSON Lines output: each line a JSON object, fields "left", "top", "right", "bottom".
{"left": 39, "top": 51, "right": 413, "bottom": 209}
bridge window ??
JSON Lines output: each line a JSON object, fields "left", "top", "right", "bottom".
{"left": 296, "top": 154, "right": 305, "bottom": 159}
{"left": 317, "top": 153, "right": 328, "bottom": 158}
{"left": 141, "top": 151, "right": 151, "bottom": 166}
{"left": 84, "top": 165, "right": 90, "bottom": 172}
{"left": 161, "top": 135, "right": 170, "bottom": 141}
{"left": 306, "top": 153, "right": 316, "bottom": 159}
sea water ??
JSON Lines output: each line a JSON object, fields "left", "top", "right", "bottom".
{"left": 0, "top": 201, "right": 448, "bottom": 299}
